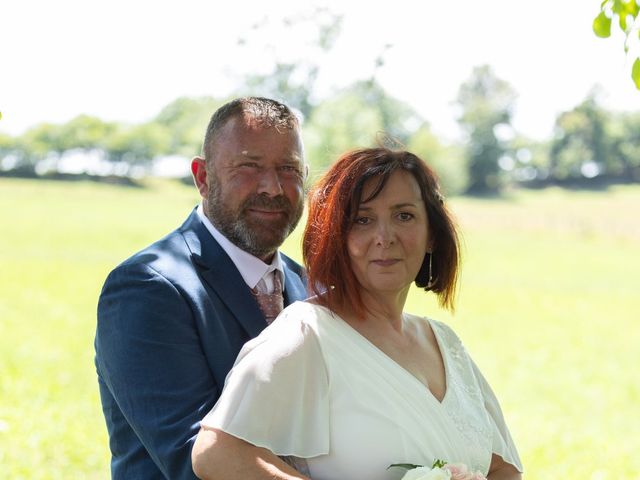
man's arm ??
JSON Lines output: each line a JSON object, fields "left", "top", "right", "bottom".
{"left": 192, "top": 428, "right": 310, "bottom": 480}
{"left": 96, "top": 262, "right": 217, "bottom": 479}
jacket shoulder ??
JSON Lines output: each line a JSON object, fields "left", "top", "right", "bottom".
{"left": 281, "top": 253, "right": 304, "bottom": 277}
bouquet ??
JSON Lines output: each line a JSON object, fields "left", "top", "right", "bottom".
{"left": 389, "top": 459, "right": 487, "bottom": 480}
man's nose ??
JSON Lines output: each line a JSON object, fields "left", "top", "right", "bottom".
{"left": 257, "top": 168, "right": 284, "bottom": 197}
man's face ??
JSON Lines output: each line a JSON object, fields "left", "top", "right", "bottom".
{"left": 203, "top": 116, "right": 305, "bottom": 261}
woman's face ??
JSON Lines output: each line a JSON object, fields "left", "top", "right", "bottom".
{"left": 347, "top": 170, "right": 430, "bottom": 298}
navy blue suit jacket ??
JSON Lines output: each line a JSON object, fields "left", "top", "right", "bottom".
{"left": 95, "top": 209, "right": 307, "bottom": 479}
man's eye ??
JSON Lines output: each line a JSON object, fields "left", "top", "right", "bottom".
{"left": 354, "top": 217, "right": 371, "bottom": 225}
{"left": 241, "top": 162, "right": 260, "bottom": 169}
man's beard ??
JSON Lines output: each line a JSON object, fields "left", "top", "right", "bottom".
{"left": 205, "top": 178, "right": 303, "bottom": 260}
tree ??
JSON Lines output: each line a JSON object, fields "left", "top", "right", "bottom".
{"left": 608, "top": 111, "right": 640, "bottom": 180}
{"left": 153, "top": 96, "right": 226, "bottom": 157}
{"left": 13, "top": 123, "right": 65, "bottom": 173}
{"left": 456, "top": 65, "right": 518, "bottom": 194}
{"left": 57, "top": 115, "right": 118, "bottom": 152}
{"left": 0, "top": 132, "right": 18, "bottom": 170}
{"left": 236, "top": 7, "right": 343, "bottom": 119}
{"left": 407, "top": 124, "right": 468, "bottom": 195}
{"left": 105, "top": 122, "right": 171, "bottom": 165}
{"left": 549, "top": 91, "right": 610, "bottom": 181}
{"left": 507, "top": 135, "right": 551, "bottom": 184}
{"left": 303, "top": 80, "right": 422, "bottom": 176}
{"left": 593, "top": 0, "right": 640, "bottom": 89}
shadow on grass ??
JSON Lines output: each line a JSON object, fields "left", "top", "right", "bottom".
{"left": 520, "top": 175, "right": 638, "bottom": 192}
{"left": 462, "top": 176, "right": 639, "bottom": 201}
{"left": 0, "top": 170, "right": 144, "bottom": 188}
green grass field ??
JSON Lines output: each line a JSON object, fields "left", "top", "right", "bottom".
{"left": 1, "top": 178, "right": 638, "bottom": 478}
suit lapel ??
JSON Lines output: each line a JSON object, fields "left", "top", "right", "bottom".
{"left": 181, "top": 210, "right": 267, "bottom": 339}
{"left": 282, "top": 260, "right": 307, "bottom": 305}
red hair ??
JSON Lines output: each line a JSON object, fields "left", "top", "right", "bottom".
{"left": 303, "top": 148, "right": 460, "bottom": 319}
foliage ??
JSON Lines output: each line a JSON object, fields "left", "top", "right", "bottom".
{"left": 593, "top": 0, "right": 640, "bottom": 88}
{"left": 0, "top": 132, "right": 15, "bottom": 156}
{"left": 607, "top": 110, "right": 640, "bottom": 180}
{"left": 456, "top": 65, "right": 518, "bottom": 194}
{"left": 237, "top": 7, "right": 343, "bottom": 119}
{"left": 153, "top": 96, "right": 226, "bottom": 157}
{"left": 105, "top": 122, "right": 171, "bottom": 165}
{"left": 1, "top": 82, "right": 639, "bottom": 188}
{"left": 505, "top": 135, "right": 551, "bottom": 184}
{"left": 57, "top": 115, "right": 119, "bottom": 152}
{"left": 549, "top": 89, "right": 640, "bottom": 182}
{"left": 0, "top": 97, "right": 226, "bottom": 174}
{"left": 303, "top": 88, "right": 383, "bottom": 175}
{"left": 5, "top": 123, "right": 65, "bottom": 173}
{"left": 303, "top": 80, "right": 422, "bottom": 175}
{"left": 1, "top": 178, "right": 639, "bottom": 478}
{"left": 407, "top": 123, "right": 468, "bottom": 195}
{"left": 549, "top": 90, "right": 609, "bottom": 180}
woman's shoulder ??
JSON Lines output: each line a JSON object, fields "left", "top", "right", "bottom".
{"left": 404, "top": 312, "right": 464, "bottom": 347}
{"left": 248, "top": 300, "right": 331, "bottom": 351}
{"left": 277, "top": 299, "right": 334, "bottom": 327}
{"left": 281, "top": 298, "right": 328, "bottom": 316}
{"left": 233, "top": 301, "right": 329, "bottom": 370}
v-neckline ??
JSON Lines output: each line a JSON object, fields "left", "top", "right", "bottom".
{"left": 319, "top": 304, "right": 450, "bottom": 405}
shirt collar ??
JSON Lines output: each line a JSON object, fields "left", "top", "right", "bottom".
{"left": 196, "top": 203, "right": 285, "bottom": 290}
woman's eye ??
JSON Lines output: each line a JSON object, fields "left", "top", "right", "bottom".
{"left": 354, "top": 216, "right": 371, "bottom": 225}
{"left": 398, "top": 212, "right": 414, "bottom": 221}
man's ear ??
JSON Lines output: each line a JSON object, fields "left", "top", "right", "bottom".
{"left": 191, "top": 157, "right": 208, "bottom": 198}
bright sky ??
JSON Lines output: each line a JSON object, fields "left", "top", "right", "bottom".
{"left": 2, "top": 0, "right": 639, "bottom": 141}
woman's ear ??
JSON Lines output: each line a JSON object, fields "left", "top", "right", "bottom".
{"left": 426, "top": 235, "right": 435, "bottom": 254}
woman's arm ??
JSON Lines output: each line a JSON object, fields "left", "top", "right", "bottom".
{"left": 192, "top": 427, "right": 311, "bottom": 480}
{"left": 487, "top": 453, "right": 522, "bottom": 480}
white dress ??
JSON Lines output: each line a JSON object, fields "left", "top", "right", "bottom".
{"left": 201, "top": 301, "right": 523, "bottom": 479}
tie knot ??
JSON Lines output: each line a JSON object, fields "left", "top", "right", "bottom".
{"left": 252, "top": 273, "right": 284, "bottom": 325}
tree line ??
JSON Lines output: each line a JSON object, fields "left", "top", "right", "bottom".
{"left": 2, "top": 3, "right": 640, "bottom": 195}
{"left": 2, "top": 65, "right": 639, "bottom": 195}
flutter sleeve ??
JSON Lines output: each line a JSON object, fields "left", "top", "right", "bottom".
{"left": 471, "top": 358, "right": 524, "bottom": 473}
{"left": 200, "top": 301, "right": 330, "bottom": 457}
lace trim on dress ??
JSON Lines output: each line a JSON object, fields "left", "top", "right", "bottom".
{"left": 431, "top": 320, "right": 493, "bottom": 474}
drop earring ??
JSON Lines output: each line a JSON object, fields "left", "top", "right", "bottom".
{"left": 426, "top": 253, "right": 434, "bottom": 289}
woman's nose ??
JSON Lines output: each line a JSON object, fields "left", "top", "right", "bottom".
{"left": 375, "top": 223, "right": 395, "bottom": 248}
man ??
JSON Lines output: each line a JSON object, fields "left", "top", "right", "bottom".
{"left": 95, "top": 97, "right": 308, "bottom": 479}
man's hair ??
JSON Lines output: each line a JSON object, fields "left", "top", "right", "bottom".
{"left": 303, "top": 148, "right": 460, "bottom": 318}
{"left": 202, "top": 97, "right": 300, "bottom": 161}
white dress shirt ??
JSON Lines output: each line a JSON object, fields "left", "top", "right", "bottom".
{"left": 196, "top": 204, "right": 284, "bottom": 294}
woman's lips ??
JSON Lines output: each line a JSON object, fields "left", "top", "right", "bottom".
{"left": 372, "top": 259, "right": 400, "bottom": 267}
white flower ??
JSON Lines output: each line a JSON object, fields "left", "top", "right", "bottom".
{"left": 401, "top": 466, "right": 452, "bottom": 480}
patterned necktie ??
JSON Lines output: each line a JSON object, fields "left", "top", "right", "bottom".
{"left": 251, "top": 272, "right": 284, "bottom": 325}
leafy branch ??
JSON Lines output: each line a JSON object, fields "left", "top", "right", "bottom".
{"left": 593, "top": 0, "right": 640, "bottom": 89}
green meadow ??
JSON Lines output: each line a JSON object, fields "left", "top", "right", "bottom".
{"left": 1, "top": 177, "right": 638, "bottom": 479}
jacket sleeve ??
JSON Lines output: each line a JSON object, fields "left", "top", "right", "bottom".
{"left": 96, "top": 262, "right": 217, "bottom": 479}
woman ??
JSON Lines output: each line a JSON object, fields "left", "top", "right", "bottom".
{"left": 192, "top": 148, "right": 523, "bottom": 479}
